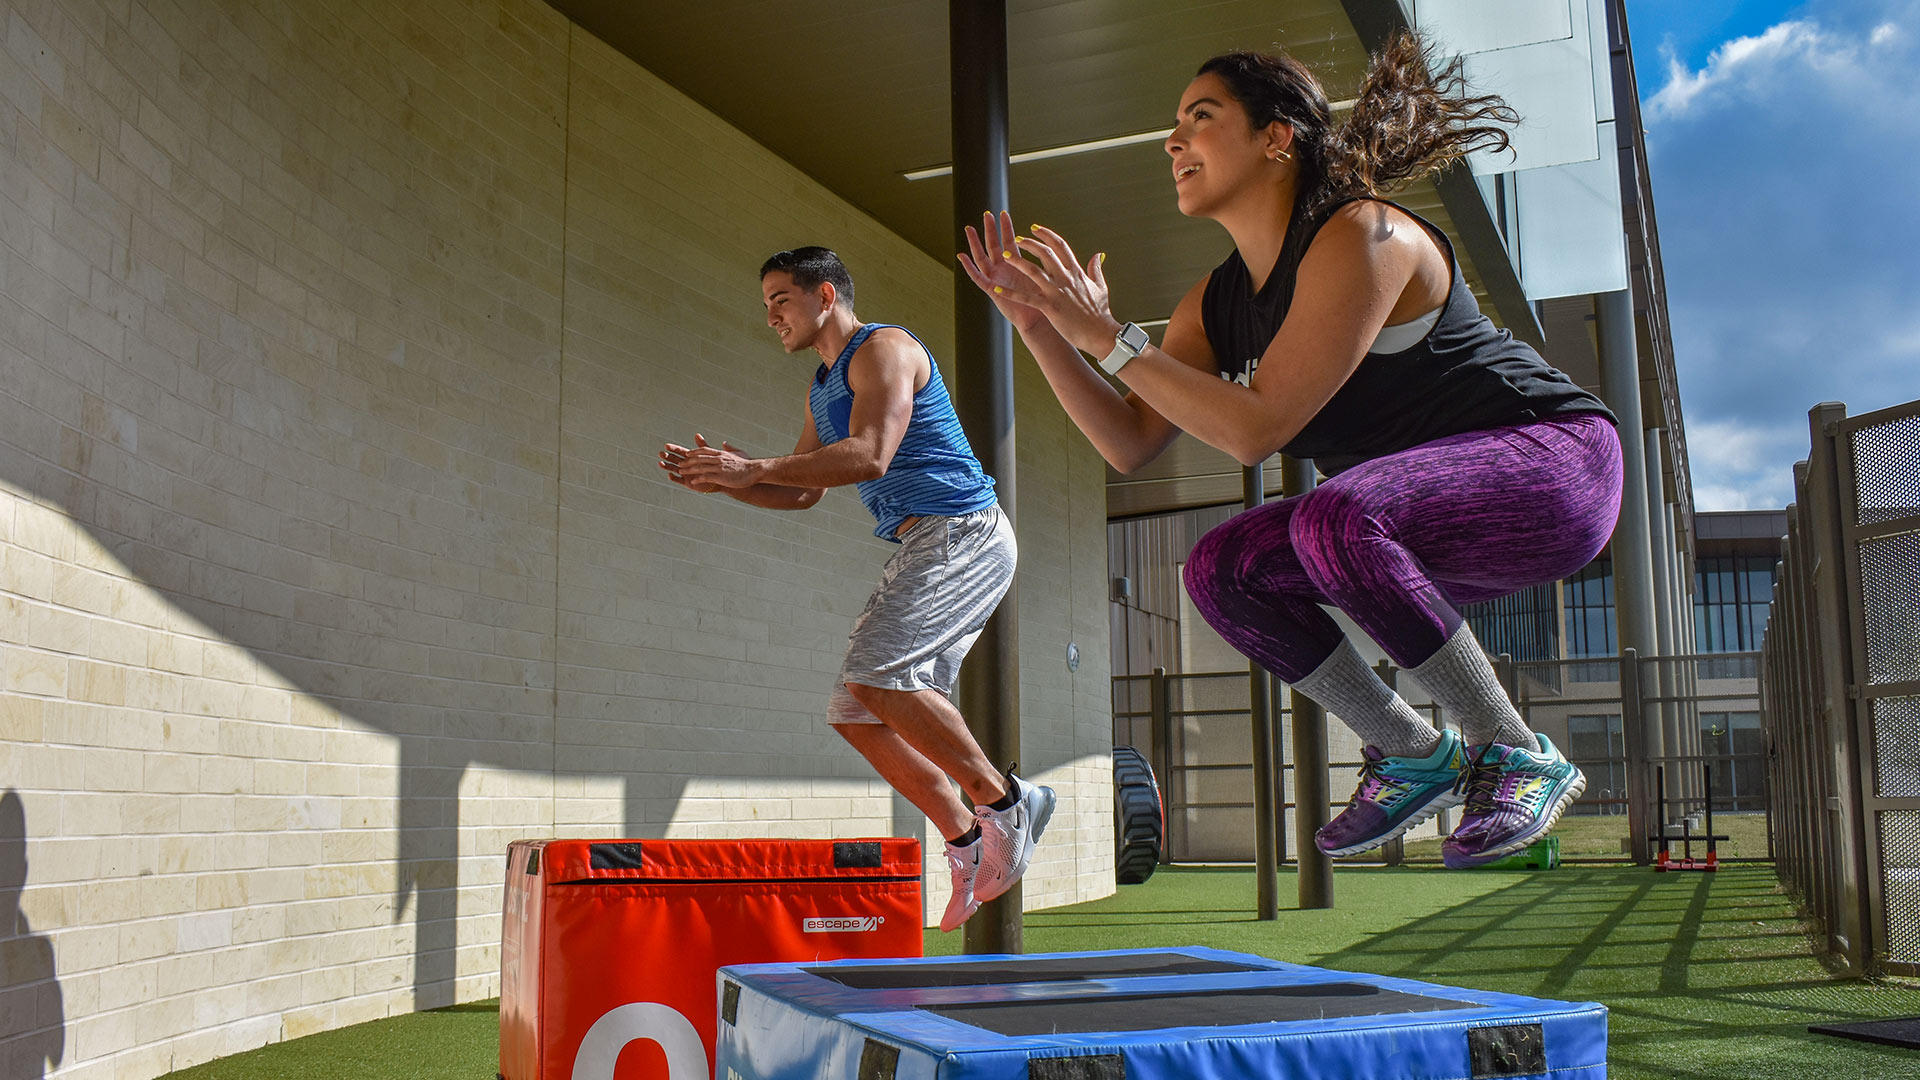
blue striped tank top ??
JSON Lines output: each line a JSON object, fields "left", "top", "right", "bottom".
{"left": 807, "top": 324, "right": 998, "bottom": 541}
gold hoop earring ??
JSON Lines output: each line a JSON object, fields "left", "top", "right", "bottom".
{"left": 1270, "top": 148, "right": 1292, "bottom": 163}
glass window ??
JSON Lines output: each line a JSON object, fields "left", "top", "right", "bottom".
{"left": 1567, "top": 714, "right": 1624, "bottom": 759}
{"left": 1566, "top": 714, "right": 1626, "bottom": 815}
{"left": 1694, "top": 556, "right": 1778, "bottom": 652}
{"left": 1564, "top": 560, "right": 1615, "bottom": 657}
{"left": 1463, "top": 582, "right": 1559, "bottom": 663}
{"left": 1699, "top": 710, "right": 1767, "bottom": 810}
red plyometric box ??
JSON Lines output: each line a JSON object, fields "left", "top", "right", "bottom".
{"left": 499, "top": 837, "right": 922, "bottom": 1080}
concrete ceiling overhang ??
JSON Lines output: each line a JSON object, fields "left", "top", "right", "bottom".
{"left": 549, "top": 0, "right": 1539, "bottom": 520}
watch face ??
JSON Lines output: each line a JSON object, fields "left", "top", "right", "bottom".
{"left": 1122, "top": 323, "right": 1150, "bottom": 353}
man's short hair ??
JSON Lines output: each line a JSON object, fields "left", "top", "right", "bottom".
{"left": 759, "top": 246, "right": 855, "bottom": 308}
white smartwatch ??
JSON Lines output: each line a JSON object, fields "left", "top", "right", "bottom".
{"left": 1099, "top": 321, "right": 1151, "bottom": 376}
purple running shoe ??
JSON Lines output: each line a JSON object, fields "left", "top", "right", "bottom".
{"left": 1443, "top": 734, "right": 1587, "bottom": 869}
{"left": 1316, "top": 730, "right": 1466, "bottom": 857}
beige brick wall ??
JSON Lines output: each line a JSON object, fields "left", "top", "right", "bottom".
{"left": 0, "top": 0, "right": 1114, "bottom": 1077}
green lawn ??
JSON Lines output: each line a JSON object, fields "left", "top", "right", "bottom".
{"left": 161, "top": 862, "right": 1920, "bottom": 1080}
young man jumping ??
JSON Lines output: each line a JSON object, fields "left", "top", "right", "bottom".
{"left": 660, "top": 246, "right": 1053, "bottom": 931}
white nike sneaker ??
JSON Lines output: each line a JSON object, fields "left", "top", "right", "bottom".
{"left": 940, "top": 837, "right": 981, "bottom": 932}
{"left": 973, "top": 770, "right": 1057, "bottom": 903}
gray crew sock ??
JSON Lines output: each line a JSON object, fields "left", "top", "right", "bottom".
{"left": 1407, "top": 624, "right": 1535, "bottom": 750}
{"left": 1291, "top": 638, "right": 1441, "bottom": 759}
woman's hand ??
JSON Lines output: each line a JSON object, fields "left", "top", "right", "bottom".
{"left": 958, "top": 211, "right": 1049, "bottom": 333}
{"left": 999, "top": 223, "right": 1121, "bottom": 357}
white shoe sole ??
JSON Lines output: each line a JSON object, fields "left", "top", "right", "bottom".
{"left": 939, "top": 893, "right": 979, "bottom": 933}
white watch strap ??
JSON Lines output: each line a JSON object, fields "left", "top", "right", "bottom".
{"left": 1100, "top": 322, "right": 1148, "bottom": 376}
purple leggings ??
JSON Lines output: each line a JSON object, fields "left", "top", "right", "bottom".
{"left": 1183, "top": 414, "right": 1623, "bottom": 681}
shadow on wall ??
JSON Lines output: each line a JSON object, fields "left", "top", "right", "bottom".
{"left": 0, "top": 0, "right": 1054, "bottom": 1044}
{"left": 33, "top": 495, "right": 964, "bottom": 1019}
{"left": 1, "top": 789, "right": 64, "bottom": 1079}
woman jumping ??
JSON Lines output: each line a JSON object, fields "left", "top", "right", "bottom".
{"left": 958, "top": 33, "right": 1622, "bottom": 868}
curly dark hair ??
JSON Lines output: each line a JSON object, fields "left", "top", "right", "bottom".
{"left": 1198, "top": 30, "right": 1517, "bottom": 219}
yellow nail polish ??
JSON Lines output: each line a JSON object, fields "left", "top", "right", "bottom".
{"left": 993, "top": 286, "right": 1003, "bottom": 294}
{"left": 1002, "top": 251, "right": 1011, "bottom": 259}
{"left": 1098, "top": 252, "right": 1107, "bottom": 262}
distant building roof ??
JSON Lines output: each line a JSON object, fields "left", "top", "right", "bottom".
{"left": 1695, "top": 510, "right": 1789, "bottom": 541}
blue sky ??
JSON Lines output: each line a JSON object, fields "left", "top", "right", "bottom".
{"left": 1626, "top": 0, "right": 1920, "bottom": 510}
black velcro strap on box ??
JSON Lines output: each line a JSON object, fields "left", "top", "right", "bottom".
{"left": 857, "top": 1038, "right": 899, "bottom": 1080}
{"left": 1030, "top": 1054, "right": 1125, "bottom": 1080}
{"left": 1469, "top": 1023, "right": 1547, "bottom": 1077}
{"left": 588, "top": 842, "right": 646, "bottom": 870}
{"left": 721, "top": 981, "right": 740, "bottom": 1025}
{"left": 525, "top": 848, "right": 540, "bottom": 875}
{"left": 834, "top": 841, "right": 883, "bottom": 869}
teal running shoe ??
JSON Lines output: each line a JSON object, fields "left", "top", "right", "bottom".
{"left": 1443, "top": 734, "right": 1587, "bottom": 869}
{"left": 1316, "top": 729, "right": 1467, "bottom": 857}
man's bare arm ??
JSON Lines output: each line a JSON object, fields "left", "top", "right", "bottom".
{"left": 675, "top": 329, "right": 922, "bottom": 492}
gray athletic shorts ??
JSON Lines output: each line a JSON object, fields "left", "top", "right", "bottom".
{"left": 828, "top": 505, "right": 1016, "bottom": 724}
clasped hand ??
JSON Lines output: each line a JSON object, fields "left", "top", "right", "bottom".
{"left": 958, "top": 211, "right": 1121, "bottom": 356}
{"left": 660, "top": 433, "right": 756, "bottom": 491}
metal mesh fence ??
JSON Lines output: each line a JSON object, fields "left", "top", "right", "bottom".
{"left": 1857, "top": 531, "right": 1920, "bottom": 687}
{"left": 1762, "top": 398, "right": 1920, "bottom": 976}
{"left": 1875, "top": 697, "right": 1920, "bottom": 800}
{"left": 1880, "top": 810, "right": 1920, "bottom": 966}
{"left": 1849, "top": 411, "right": 1920, "bottom": 528}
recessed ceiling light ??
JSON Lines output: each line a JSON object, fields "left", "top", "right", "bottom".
{"left": 903, "top": 100, "right": 1355, "bottom": 181}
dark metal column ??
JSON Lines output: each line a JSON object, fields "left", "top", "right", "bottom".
{"left": 1245, "top": 464, "right": 1279, "bottom": 920}
{"left": 1644, "top": 429, "right": 1677, "bottom": 804}
{"left": 1596, "top": 292, "right": 1659, "bottom": 705}
{"left": 1282, "top": 455, "right": 1332, "bottom": 909}
{"left": 950, "top": 0, "right": 1022, "bottom": 956}
{"left": 1596, "top": 288, "right": 1662, "bottom": 853}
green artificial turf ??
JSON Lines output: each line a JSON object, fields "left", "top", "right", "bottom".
{"left": 155, "top": 1001, "right": 502, "bottom": 1079}
{"left": 936, "top": 864, "right": 1920, "bottom": 1080}
{"left": 160, "top": 863, "right": 1920, "bottom": 1080}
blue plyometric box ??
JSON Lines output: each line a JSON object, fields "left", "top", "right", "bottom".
{"left": 715, "top": 946, "right": 1606, "bottom": 1080}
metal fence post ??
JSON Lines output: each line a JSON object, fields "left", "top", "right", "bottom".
{"left": 1376, "top": 658, "right": 1406, "bottom": 866}
{"left": 1620, "top": 648, "right": 1650, "bottom": 865}
{"left": 1250, "top": 661, "right": 1278, "bottom": 920}
{"left": 1271, "top": 671, "right": 1290, "bottom": 871}
{"left": 1804, "top": 402, "right": 1872, "bottom": 974}
{"left": 1245, "top": 462, "right": 1279, "bottom": 920}
{"left": 1291, "top": 680, "right": 1332, "bottom": 908}
{"left": 1284, "top": 456, "right": 1332, "bottom": 909}
{"left": 1150, "top": 666, "right": 1172, "bottom": 865}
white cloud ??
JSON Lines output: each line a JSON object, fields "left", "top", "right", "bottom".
{"left": 1683, "top": 418, "right": 1803, "bottom": 512}
{"left": 1646, "top": 18, "right": 1901, "bottom": 120}
{"left": 1685, "top": 418, "right": 1804, "bottom": 475}
{"left": 1693, "top": 483, "right": 1768, "bottom": 513}
{"left": 1649, "top": 22, "right": 1818, "bottom": 118}
{"left": 1884, "top": 321, "right": 1920, "bottom": 358}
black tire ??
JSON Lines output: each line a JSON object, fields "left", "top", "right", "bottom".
{"left": 1113, "top": 745, "right": 1163, "bottom": 884}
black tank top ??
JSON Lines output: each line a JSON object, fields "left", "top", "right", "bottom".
{"left": 1200, "top": 198, "right": 1615, "bottom": 475}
